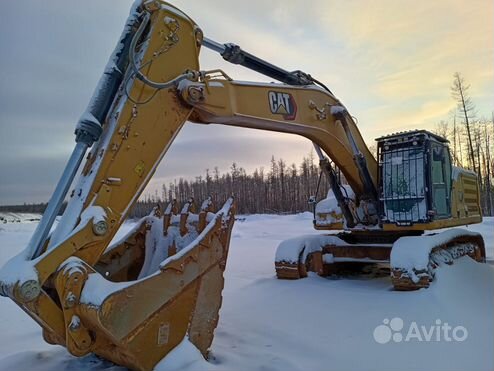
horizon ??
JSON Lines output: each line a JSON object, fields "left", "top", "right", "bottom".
{"left": 0, "top": 149, "right": 321, "bottom": 206}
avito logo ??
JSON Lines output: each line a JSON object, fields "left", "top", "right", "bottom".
{"left": 373, "top": 317, "right": 468, "bottom": 344}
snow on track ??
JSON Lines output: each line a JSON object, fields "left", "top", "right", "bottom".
{"left": 0, "top": 214, "right": 493, "bottom": 371}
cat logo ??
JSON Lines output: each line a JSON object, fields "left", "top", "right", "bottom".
{"left": 268, "top": 91, "right": 297, "bottom": 120}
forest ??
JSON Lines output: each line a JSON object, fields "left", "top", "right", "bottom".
{"left": 132, "top": 152, "right": 332, "bottom": 217}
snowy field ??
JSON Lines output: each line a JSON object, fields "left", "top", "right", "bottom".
{"left": 0, "top": 214, "right": 493, "bottom": 371}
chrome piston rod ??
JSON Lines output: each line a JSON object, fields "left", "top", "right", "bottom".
{"left": 26, "top": 6, "right": 140, "bottom": 260}
{"left": 202, "top": 37, "right": 226, "bottom": 54}
{"left": 27, "top": 142, "right": 88, "bottom": 259}
{"left": 202, "top": 37, "right": 312, "bottom": 86}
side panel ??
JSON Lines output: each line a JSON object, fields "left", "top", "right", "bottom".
{"left": 451, "top": 167, "right": 482, "bottom": 220}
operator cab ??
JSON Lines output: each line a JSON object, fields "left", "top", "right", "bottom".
{"left": 376, "top": 130, "right": 452, "bottom": 226}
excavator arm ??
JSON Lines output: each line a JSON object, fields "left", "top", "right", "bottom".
{"left": 0, "top": 2, "right": 485, "bottom": 370}
{"left": 179, "top": 77, "right": 379, "bottom": 226}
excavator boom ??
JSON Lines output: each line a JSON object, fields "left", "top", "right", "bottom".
{"left": 0, "top": 1, "right": 485, "bottom": 370}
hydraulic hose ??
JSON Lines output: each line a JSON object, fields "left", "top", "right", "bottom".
{"left": 129, "top": 12, "right": 195, "bottom": 90}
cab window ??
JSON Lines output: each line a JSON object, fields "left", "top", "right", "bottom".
{"left": 430, "top": 143, "right": 451, "bottom": 217}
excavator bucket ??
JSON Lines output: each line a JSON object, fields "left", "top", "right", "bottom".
{"left": 37, "top": 198, "right": 234, "bottom": 371}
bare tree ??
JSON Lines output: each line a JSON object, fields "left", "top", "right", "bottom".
{"left": 485, "top": 115, "right": 493, "bottom": 215}
{"left": 451, "top": 113, "right": 463, "bottom": 166}
{"left": 433, "top": 120, "right": 450, "bottom": 139}
{"left": 451, "top": 72, "right": 477, "bottom": 172}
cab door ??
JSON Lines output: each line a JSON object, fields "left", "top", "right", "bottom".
{"left": 430, "top": 143, "right": 452, "bottom": 218}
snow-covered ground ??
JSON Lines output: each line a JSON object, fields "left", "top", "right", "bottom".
{"left": 0, "top": 212, "right": 41, "bottom": 224}
{"left": 0, "top": 214, "right": 493, "bottom": 371}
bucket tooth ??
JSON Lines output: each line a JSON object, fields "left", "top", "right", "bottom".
{"left": 200, "top": 196, "right": 214, "bottom": 212}
{"left": 151, "top": 204, "right": 162, "bottom": 218}
{"left": 163, "top": 199, "right": 178, "bottom": 236}
{"left": 179, "top": 198, "right": 195, "bottom": 236}
{"left": 198, "top": 196, "right": 214, "bottom": 233}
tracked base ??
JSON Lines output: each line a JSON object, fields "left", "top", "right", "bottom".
{"left": 275, "top": 229, "right": 486, "bottom": 291}
{"left": 275, "top": 233, "right": 392, "bottom": 279}
{"left": 391, "top": 231, "right": 485, "bottom": 291}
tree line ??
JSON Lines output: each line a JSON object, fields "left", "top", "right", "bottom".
{"left": 0, "top": 152, "right": 333, "bottom": 219}
{"left": 433, "top": 72, "right": 494, "bottom": 216}
{"left": 132, "top": 152, "right": 333, "bottom": 217}
{"left": 0, "top": 152, "right": 334, "bottom": 218}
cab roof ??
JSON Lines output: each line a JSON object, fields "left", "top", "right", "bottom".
{"left": 375, "top": 129, "right": 449, "bottom": 144}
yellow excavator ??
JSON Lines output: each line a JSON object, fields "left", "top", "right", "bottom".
{"left": 0, "top": 1, "right": 486, "bottom": 370}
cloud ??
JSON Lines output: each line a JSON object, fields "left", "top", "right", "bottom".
{"left": 364, "top": 99, "right": 457, "bottom": 138}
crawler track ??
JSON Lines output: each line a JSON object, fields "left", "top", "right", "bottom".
{"left": 391, "top": 233, "right": 485, "bottom": 290}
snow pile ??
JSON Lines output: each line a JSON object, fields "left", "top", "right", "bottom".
{"left": 138, "top": 215, "right": 204, "bottom": 279}
{"left": 79, "top": 271, "right": 135, "bottom": 307}
{"left": 0, "top": 252, "right": 38, "bottom": 291}
{"left": 0, "top": 351, "right": 123, "bottom": 371}
{"left": 154, "top": 337, "right": 208, "bottom": 371}
{"left": 138, "top": 217, "right": 175, "bottom": 279}
{"left": 275, "top": 234, "right": 348, "bottom": 263}
{"left": 315, "top": 185, "right": 354, "bottom": 225}
{"left": 0, "top": 217, "right": 45, "bottom": 291}
{"left": 79, "top": 206, "right": 106, "bottom": 226}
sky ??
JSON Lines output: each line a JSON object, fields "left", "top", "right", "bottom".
{"left": 0, "top": 0, "right": 492, "bottom": 205}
